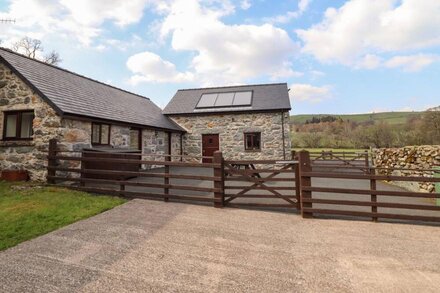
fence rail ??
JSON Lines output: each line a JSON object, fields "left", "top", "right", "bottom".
{"left": 46, "top": 139, "right": 439, "bottom": 225}
{"left": 46, "top": 139, "right": 224, "bottom": 207}
{"left": 223, "top": 156, "right": 300, "bottom": 209}
{"left": 297, "top": 151, "right": 440, "bottom": 223}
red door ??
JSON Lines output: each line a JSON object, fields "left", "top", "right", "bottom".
{"left": 202, "top": 134, "right": 219, "bottom": 163}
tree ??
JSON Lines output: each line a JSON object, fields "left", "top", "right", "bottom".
{"left": 365, "top": 121, "right": 395, "bottom": 148}
{"left": 43, "top": 50, "right": 62, "bottom": 65}
{"left": 421, "top": 111, "right": 440, "bottom": 144}
{"left": 11, "top": 37, "right": 62, "bottom": 65}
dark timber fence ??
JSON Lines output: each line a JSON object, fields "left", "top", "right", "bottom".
{"left": 298, "top": 150, "right": 440, "bottom": 223}
{"left": 46, "top": 139, "right": 225, "bottom": 207}
{"left": 47, "top": 139, "right": 440, "bottom": 224}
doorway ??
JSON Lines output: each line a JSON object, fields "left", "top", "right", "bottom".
{"left": 202, "top": 134, "right": 219, "bottom": 163}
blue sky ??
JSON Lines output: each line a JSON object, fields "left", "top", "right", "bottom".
{"left": 0, "top": 0, "right": 439, "bottom": 114}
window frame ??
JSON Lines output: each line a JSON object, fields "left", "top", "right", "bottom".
{"left": 244, "top": 132, "right": 261, "bottom": 151}
{"left": 129, "top": 127, "right": 142, "bottom": 150}
{"left": 91, "top": 122, "right": 111, "bottom": 145}
{"left": 2, "top": 110, "right": 35, "bottom": 141}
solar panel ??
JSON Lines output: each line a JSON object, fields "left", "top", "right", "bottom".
{"left": 196, "top": 91, "right": 253, "bottom": 108}
{"left": 215, "top": 92, "right": 234, "bottom": 106}
{"left": 196, "top": 93, "right": 218, "bottom": 108}
{"left": 233, "top": 91, "right": 252, "bottom": 105}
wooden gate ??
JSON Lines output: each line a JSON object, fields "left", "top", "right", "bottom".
{"left": 223, "top": 157, "right": 300, "bottom": 210}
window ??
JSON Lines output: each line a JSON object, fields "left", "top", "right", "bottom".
{"left": 129, "top": 128, "right": 141, "bottom": 150}
{"left": 3, "top": 110, "right": 34, "bottom": 140}
{"left": 244, "top": 132, "right": 261, "bottom": 151}
{"left": 91, "top": 123, "right": 110, "bottom": 145}
{"left": 196, "top": 91, "right": 253, "bottom": 108}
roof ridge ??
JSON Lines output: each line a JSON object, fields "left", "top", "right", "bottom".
{"left": 0, "top": 47, "right": 150, "bottom": 101}
{"left": 177, "top": 82, "right": 287, "bottom": 91}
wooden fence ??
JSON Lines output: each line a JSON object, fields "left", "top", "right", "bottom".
{"left": 308, "top": 150, "right": 370, "bottom": 171}
{"left": 298, "top": 151, "right": 440, "bottom": 223}
{"left": 47, "top": 139, "right": 225, "bottom": 207}
{"left": 223, "top": 156, "right": 299, "bottom": 209}
{"left": 46, "top": 140, "right": 440, "bottom": 224}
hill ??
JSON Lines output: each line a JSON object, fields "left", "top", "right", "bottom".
{"left": 290, "top": 111, "right": 422, "bottom": 125}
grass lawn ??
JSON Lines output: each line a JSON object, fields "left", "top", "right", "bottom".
{"left": 292, "top": 148, "right": 368, "bottom": 153}
{"left": 0, "top": 181, "right": 126, "bottom": 251}
{"left": 291, "top": 111, "right": 421, "bottom": 125}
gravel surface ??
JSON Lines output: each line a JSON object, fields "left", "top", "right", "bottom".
{"left": 1, "top": 199, "right": 440, "bottom": 292}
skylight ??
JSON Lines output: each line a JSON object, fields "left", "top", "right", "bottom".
{"left": 196, "top": 91, "right": 253, "bottom": 108}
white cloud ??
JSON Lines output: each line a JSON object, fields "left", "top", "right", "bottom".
{"left": 0, "top": 0, "right": 151, "bottom": 46}
{"left": 297, "top": 0, "right": 440, "bottom": 68}
{"left": 59, "top": 0, "right": 149, "bottom": 27}
{"left": 384, "top": 54, "right": 439, "bottom": 72}
{"left": 158, "top": 0, "right": 298, "bottom": 85}
{"left": 290, "top": 83, "right": 332, "bottom": 103}
{"left": 266, "top": 0, "right": 311, "bottom": 24}
{"left": 355, "top": 54, "right": 382, "bottom": 69}
{"left": 240, "top": 0, "right": 251, "bottom": 10}
{"left": 126, "top": 51, "right": 194, "bottom": 84}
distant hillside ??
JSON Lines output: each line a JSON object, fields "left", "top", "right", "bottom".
{"left": 290, "top": 111, "right": 422, "bottom": 125}
{"left": 427, "top": 106, "right": 440, "bottom": 111}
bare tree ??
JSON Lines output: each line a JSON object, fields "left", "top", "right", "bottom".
{"left": 43, "top": 50, "right": 62, "bottom": 65}
{"left": 11, "top": 37, "right": 61, "bottom": 65}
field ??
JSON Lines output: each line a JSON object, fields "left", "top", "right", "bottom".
{"left": 291, "top": 111, "right": 421, "bottom": 125}
{"left": 0, "top": 181, "right": 126, "bottom": 251}
{"left": 292, "top": 148, "right": 367, "bottom": 153}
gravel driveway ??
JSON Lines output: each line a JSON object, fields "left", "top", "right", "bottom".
{"left": 1, "top": 199, "right": 439, "bottom": 292}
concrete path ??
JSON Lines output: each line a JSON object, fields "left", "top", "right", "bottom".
{"left": 1, "top": 199, "right": 440, "bottom": 292}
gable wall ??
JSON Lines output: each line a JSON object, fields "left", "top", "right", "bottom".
{"left": 170, "top": 111, "right": 291, "bottom": 160}
{"left": 0, "top": 62, "right": 180, "bottom": 181}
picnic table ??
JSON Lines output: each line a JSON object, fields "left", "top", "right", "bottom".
{"left": 229, "top": 163, "right": 261, "bottom": 178}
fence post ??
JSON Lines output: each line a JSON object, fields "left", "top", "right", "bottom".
{"left": 47, "top": 139, "right": 57, "bottom": 184}
{"left": 213, "top": 151, "right": 224, "bottom": 208}
{"left": 292, "top": 151, "right": 301, "bottom": 210}
{"left": 364, "top": 151, "right": 370, "bottom": 174}
{"left": 370, "top": 168, "right": 377, "bottom": 222}
{"left": 164, "top": 155, "right": 170, "bottom": 202}
{"left": 298, "top": 151, "right": 313, "bottom": 218}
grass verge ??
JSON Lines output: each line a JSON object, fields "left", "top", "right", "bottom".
{"left": 0, "top": 181, "right": 126, "bottom": 251}
{"left": 292, "top": 148, "right": 368, "bottom": 153}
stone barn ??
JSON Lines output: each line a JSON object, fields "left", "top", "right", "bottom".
{"left": 0, "top": 47, "right": 291, "bottom": 181}
{"left": 0, "top": 48, "right": 184, "bottom": 180}
{"left": 163, "top": 84, "right": 291, "bottom": 161}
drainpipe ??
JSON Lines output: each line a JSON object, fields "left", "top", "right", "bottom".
{"left": 281, "top": 111, "right": 286, "bottom": 160}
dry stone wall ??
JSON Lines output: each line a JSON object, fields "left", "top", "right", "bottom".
{"left": 373, "top": 145, "right": 440, "bottom": 192}
{"left": 170, "top": 111, "right": 291, "bottom": 160}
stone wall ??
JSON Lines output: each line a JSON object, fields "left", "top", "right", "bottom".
{"left": 0, "top": 62, "right": 64, "bottom": 181}
{"left": 0, "top": 62, "right": 181, "bottom": 180}
{"left": 373, "top": 145, "right": 440, "bottom": 192}
{"left": 141, "top": 129, "right": 182, "bottom": 167}
{"left": 170, "top": 111, "right": 291, "bottom": 160}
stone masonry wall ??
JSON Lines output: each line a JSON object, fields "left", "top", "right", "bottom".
{"left": 0, "top": 62, "right": 180, "bottom": 180}
{"left": 140, "top": 129, "right": 181, "bottom": 168}
{"left": 373, "top": 145, "right": 440, "bottom": 192}
{"left": 0, "top": 62, "right": 64, "bottom": 181}
{"left": 170, "top": 111, "right": 291, "bottom": 160}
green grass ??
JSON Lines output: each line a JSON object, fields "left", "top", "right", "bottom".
{"left": 292, "top": 148, "right": 367, "bottom": 153}
{"left": 0, "top": 181, "right": 126, "bottom": 251}
{"left": 291, "top": 111, "right": 421, "bottom": 125}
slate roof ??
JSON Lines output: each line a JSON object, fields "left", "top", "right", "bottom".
{"left": 163, "top": 83, "right": 291, "bottom": 115}
{"left": 0, "top": 48, "right": 183, "bottom": 132}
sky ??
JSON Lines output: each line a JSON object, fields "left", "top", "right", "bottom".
{"left": 0, "top": 0, "right": 439, "bottom": 114}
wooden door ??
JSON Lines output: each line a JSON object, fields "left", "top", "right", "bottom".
{"left": 202, "top": 134, "right": 219, "bottom": 163}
